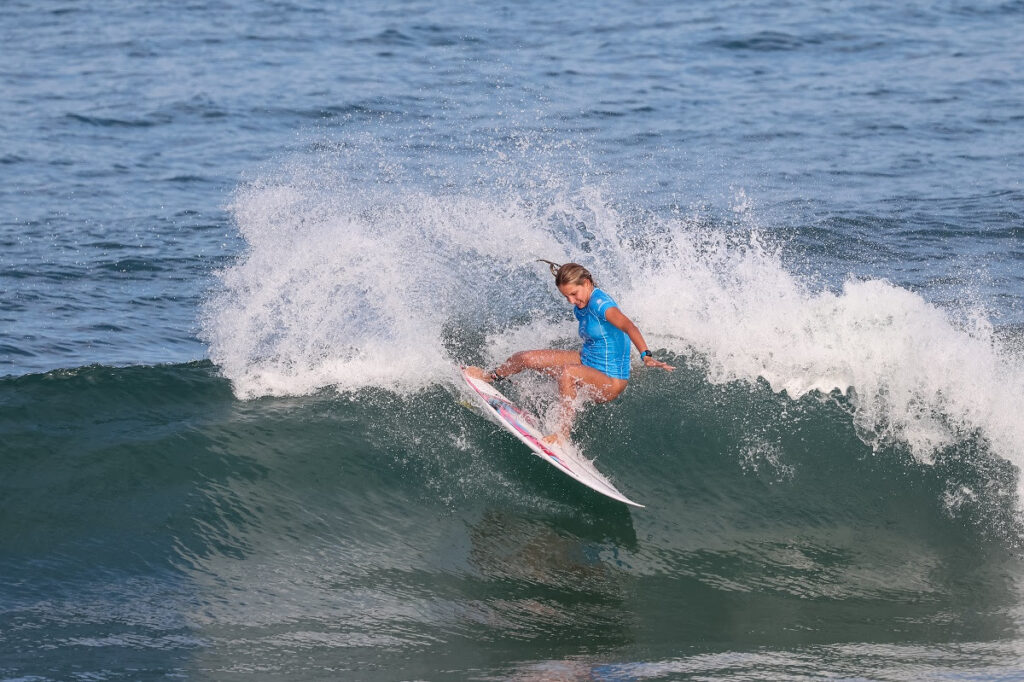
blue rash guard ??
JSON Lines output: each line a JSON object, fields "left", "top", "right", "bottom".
{"left": 575, "top": 287, "right": 631, "bottom": 380}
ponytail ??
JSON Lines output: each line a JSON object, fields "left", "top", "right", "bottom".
{"left": 536, "top": 259, "right": 561, "bottom": 277}
{"left": 536, "top": 259, "right": 594, "bottom": 287}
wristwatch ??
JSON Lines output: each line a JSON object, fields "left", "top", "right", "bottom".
{"left": 639, "top": 350, "right": 652, "bottom": 360}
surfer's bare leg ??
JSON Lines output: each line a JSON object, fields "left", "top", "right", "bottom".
{"left": 468, "top": 350, "right": 581, "bottom": 383}
{"left": 467, "top": 352, "right": 626, "bottom": 443}
{"left": 550, "top": 365, "right": 627, "bottom": 440}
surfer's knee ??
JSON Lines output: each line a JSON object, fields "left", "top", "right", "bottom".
{"left": 594, "top": 380, "right": 627, "bottom": 403}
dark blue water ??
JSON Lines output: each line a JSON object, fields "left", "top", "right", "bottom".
{"left": 3, "top": 1, "right": 1024, "bottom": 679}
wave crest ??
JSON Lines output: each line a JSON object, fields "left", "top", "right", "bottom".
{"left": 201, "top": 161, "right": 1024, "bottom": 504}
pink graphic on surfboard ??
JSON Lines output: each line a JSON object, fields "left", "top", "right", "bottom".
{"left": 461, "top": 366, "right": 644, "bottom": 507}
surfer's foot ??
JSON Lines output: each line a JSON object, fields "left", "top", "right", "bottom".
{"left": 542, "top": 432, "right": 570, "bottom": 447}
{"left": 464, "top": 366, "right": 492, "bottom": 383}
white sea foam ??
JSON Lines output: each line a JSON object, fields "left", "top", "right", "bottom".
{"left": 201, "top": 166, "right": 569, "bottom": 398}
{"left": 202, "top": 163, "right": 1024, "bottom": 494}
{"left": 620, "top": 214, "right": 1024, "bottom": 473}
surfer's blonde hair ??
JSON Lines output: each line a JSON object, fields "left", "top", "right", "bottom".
{"left": 537, "top": 260, "right": 594, "bottom": 287}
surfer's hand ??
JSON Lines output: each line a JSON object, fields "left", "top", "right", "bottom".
{"left": 643, "top": 355, "right": 675, "bottom": 371}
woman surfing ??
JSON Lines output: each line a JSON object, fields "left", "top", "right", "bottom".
{"left": 466, "top": 260, "right": 674, "bottom": 443}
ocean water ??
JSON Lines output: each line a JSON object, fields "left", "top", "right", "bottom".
{"left": 2, "top": 0, "right": 1024, "bottom": 679}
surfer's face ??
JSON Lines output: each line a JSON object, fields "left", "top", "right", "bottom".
{"left": 558, "top": 281, "right": 593, "bottom": 309}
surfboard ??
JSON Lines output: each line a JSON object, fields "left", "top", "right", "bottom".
{"left": 461, "top": 367, "right": 644, "bottom": 508}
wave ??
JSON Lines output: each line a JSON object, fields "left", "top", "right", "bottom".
{"left": 1, "top": 359, "right": 1019, "bottom": 599}
{"left": 1, "top": 351, "right": 1020, "bottom": 678}
{"left": 199, "top": 158, "right": 1024, "bottom": 516}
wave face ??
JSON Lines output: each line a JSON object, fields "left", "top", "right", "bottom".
{"left": 201, "top": 168, "right": 1024, "bottom": 506}
{"left": 2, "top": 360, "right": 1022, "bottom": 679}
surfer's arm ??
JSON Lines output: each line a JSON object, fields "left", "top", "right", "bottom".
{"left": 604, "top": 307, "right": 675, "bottom": 371}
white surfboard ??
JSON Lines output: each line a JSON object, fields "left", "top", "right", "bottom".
{"left": 461, "top": 367, "right": 644, "bottom": 508}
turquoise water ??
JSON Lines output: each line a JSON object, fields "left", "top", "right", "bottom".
{"left": 3, "top": 1, "right": 1024, "bottom": 679}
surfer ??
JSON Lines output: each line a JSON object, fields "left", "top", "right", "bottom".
{"left": 466, "top": 260, "right": 674, "bottom": 443}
